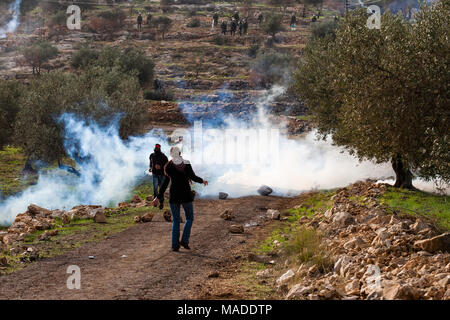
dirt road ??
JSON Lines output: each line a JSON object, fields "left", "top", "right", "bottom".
{"left": 0, "top": 196, "right": 292, "bottom": 300}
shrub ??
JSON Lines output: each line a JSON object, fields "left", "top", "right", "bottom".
{"left": 286, "top": 226, "right": 333, "bottom": 273}
{"left": 71, "top": 46, "right": 99, "bottom": 69}
{"left": 250, "top": 49, "right": 292, "bottom": 87}
{"left": 143, "top": 89, "right": 175, "bottom": 101}
{"left": 187, "top": 18, "right": 201, "bottom": 28}
{"left": 22, "top": 40, "right": 58, "bottom": 75}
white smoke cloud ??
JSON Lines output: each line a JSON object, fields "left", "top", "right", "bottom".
{"left": 0, "top": 85, "right": 444, "bottom": 226}
{"left": 0, "top": 114, "right": 167, "bottom": 225}
{"left": 0, "top": 0, "right": 22, "bottom": 38}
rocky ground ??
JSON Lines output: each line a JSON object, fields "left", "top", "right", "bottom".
{"left": 200, "top": 181, "right": 450, "bottom": 300}
{"left": 0, "top": 194, "right": 293, "bottom": 299}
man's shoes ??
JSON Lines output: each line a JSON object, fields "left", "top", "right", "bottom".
{"left": 180, "top": 241, "right": 190, "bottom": 250}
{"left": 159, "top": 202, "right": 164, "bottom": 210}
{"left": 172, "top": 246, "right": 179, "bottom": 252}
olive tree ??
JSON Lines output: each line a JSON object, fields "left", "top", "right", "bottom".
{"left": 294, "top": 2, "right": 449, "bottom": 188}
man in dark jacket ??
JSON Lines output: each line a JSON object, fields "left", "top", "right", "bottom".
{"left": 137, "top": 13, "right": 143, "bottom": 30}
{"left": 221, "top": 20, "right": 227, "bottom": 35}
{"left": 149, "top": 144, "right": 168, "bottom": 209}
{"left": 153, "top": 147, "right": 208, "bottom": 252}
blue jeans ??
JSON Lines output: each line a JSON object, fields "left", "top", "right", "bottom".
{"left": 152, "top": 174, "right": 164, "bottom": 202}
{"left": 169, "top": 202, "right": 194, "bottom": 249}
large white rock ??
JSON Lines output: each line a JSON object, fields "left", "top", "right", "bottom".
{"left": 276, "top": 269, "right": 295, "bottom": 286}
{"left": 286, "top": 284, "right": 312, "bottom": 299}
{"left": 266, "top": 209, "right": 280, "bottom": 220}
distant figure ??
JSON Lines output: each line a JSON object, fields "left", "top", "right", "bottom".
{"left": 334, "top": 15, "right": 339, "bottom": 22}
{"left": 147, "top": 13, "right": 152, "bottom": 25}
{"left": 311, "top": 15, "right": 317, "bottom": 23}
{"left": 137, "top": 13, "right": 143, "bottom": 30}
{"left": 238, "top": 20, "right": 243, "bottom": 36}
{"left": 243, "top": 18, "right": 248, "bottom": 34}
{"left": 233, "top": 11, "right": 240, "bottom": 21}
{"left": 152, "top": 147, "right": 208, "bottom": 252}
{"left": 257, "top": 12, "right": 263, "bottom": 25}
{"left": 230, "top": 19, "right": 237, "bottom": 36}
{"left": 154, "top": 78, "right": 163, "bottom": 91}
{"left": 221, "top": 20, "right": 227, "bottom": 35}
{"left": 149, "top": 144, "right": 169, "bottom": 210}
{"left": 213, "top": 13, "right": 219, "bottom": 27}
{"left": 290, "top": 14, "right": 297, "bottom": 27}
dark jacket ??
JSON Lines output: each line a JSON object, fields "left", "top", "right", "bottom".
{"left": 149, "top": 151, "right": 168, "bottom": 176}
{"left": 157, "top": 160, "right": 204, "bottom": 204}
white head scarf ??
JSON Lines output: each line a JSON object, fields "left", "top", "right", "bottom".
{"left": 170, "top": 146, "right": 184, "bottom": 165}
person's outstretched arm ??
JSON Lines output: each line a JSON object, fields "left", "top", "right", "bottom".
{"left": 185, "top": 164, "right": 204, "bottom": 184}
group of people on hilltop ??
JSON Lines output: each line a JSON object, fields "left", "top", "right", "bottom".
{"left": 217, "top": 11, "right": 249, "bottom": 36}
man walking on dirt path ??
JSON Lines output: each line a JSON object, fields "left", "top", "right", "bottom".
{"left": 152, "top": 147, "right": 208, "bottom": 252}
{"left": 137, "top": 13, "right": 143, "bottom": 30}
{"left": 149, "top": 144, "right": 168, "bottom": 209}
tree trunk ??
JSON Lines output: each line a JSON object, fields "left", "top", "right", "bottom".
{"left": 391, "top": 155, "right": 414, "bottom": 189}
{"left": 22, "top": 157, "right": 36, "bottom": 174}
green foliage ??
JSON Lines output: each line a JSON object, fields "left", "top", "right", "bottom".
{"left": 70, "top": 45, "right": 99, "bottom": 69}
{"left": 187, "top": 17, "right": 201, "bottom": 28}
{"left": 75, "top": 46, "right": 155, "bottom": 87}
{"left": 380, "top": 187, "right": 450, "bottom": 230}
{"left": 13, "top": 67, "right": 145, "bottom": 164}
{"left": 294, "top": 1, "right": 450, "bottom": 186}
{"left": 22, "top": 40, "right": 58, "bottom": 75}
{"left": 261, "top": 13, "right": 284, "bottom": 37}
{"left": 310, "top": 18, "right": 338, "bottom": 40}
{"left": 152, "top": 16, "right": 172, "bottom": 39}
{"left": 0, "top": 80, "right": 22, "bottom": 148}
{"left": 0, "top": 146, "right": 36, "bottom": 196}
{"left": 251, "top": 49, "right": 292, "bottom": 87}
{"left": 286, "top": 226, "right": 333, "bottom": 273}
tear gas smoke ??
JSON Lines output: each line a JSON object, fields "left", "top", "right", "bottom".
{"left": 0, "top": 85, "right": 443, "bottom": 226}
{"left": 0, "top": 0, "right": 22, "bottom": 38}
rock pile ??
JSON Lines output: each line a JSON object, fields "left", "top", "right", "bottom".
{"left": 263, "top": 181, "right": 450, "bottom": 300}
{"left": 0, "top": 203, "right": 109, "bottom": 248}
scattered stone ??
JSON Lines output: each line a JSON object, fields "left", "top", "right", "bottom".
{"left": 27, "top": 204, "right": 52, "bottom": 217}
{"left": 266, "top": 209, "right": 280, "bottom": 220}
{"left": 229, "top": 224, "right": 244, "bottom": 234}
{"left": 218, "top": 192, "right": 229, "bottom": 200}
{"left": 133, "top": 216, "right": 141, "bottom": 223}
{"left": 345, "top": 279, "right": 360, "bottom": 296}
{"left": 208, "top": 271, "right": 220, "bottom": 278}
{"left": 256, "top": 268, "right": 273, "bottom": 278}
{"left": 131, "top": 195, "right": 142, "bottom": 204}
{"left": 332, "top": 211, "right": 355, "bottom": 228}
{"left": 324, "top": 209, "right": 333, "bottom": 219}
{"left": 257, "top": 185, "right": 273, "bottom": 196}
{"left": 220, "top": 210, "right": 234, "bottom": 221}
{"left": 163, "top": 210, "right": 172, "bottom": 222}
{"left": 276, "top": 269, "right": 295, "bottom": 286}
{"left": 91, "top": 208, "right": 106, "bottom": 223}
{"left": 118, "top": 202, "right": 130, "bottom": 208}
{"left": 383, "top": 281, "right": 420, "bottom": 300}
{"left": 414, "top": 232, "right": 450, "bottom": 253}
{"left": 141, "top": 212, "right": 154, "bottom": 223}
{"left": 61, "top": 214, "right": 71, "bottom": 225}
{"left": 286, "top": 284, "right": 312, "bottom": 299}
